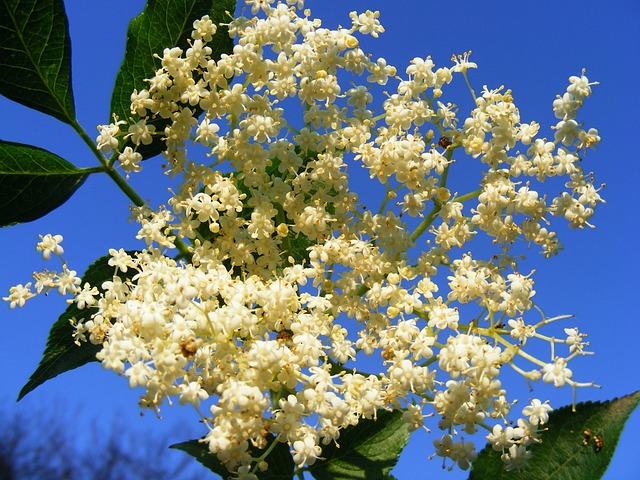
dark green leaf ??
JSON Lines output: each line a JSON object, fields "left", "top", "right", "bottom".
{"left": 0, "top": 140, "right": 87, "bottom": 226}
{"left": 0, "top": 0, "right": 75, "bottom": 124}
{"left": 309, "top": 409, "right": 410, "bottom": 480}
{"left": 18, "top": 252, "right": 138, "bottom": 400}
{"left": 110, "top": 0, "right": 235, "bottom": 160}
{"left": 281, "top": 229, "right": 313, "bottom": 267}
{"left": 171, "top": 434, "right": 295, "bottom": 479}
{"left": 469, "top": 391, "right": 640, "bottom": 480}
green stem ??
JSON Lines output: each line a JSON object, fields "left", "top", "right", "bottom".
{"left": 408, "top": 145, "right": 457, "bottom": 243}
{"left": 71, "top": 119, "right": 107, "bottom": 166}
{"left": 455, "top": 188, "right": 482, "bottom": 203}
{"left": 377, "top": 181, "right": 392, "bottom": 215}
{"left": 410, "top": 202, "right": 441, "bottom": 243}
{"left": 440, "top": 153, "right": 452, "bottom": 186}
{"left": 79, "top": 166, "right": 108, "bottom": 174}
{"left": 251, "top": 437, "right": 280, "bottom": 473}
{"left": 422, "top": 95, "right": 447, "bottom": 138}
{"left": 488, "top": 333, "right": 546, "bottom": 368}
{"left": 72, "top": 119, "right": 147, "bottom": 206}
{"left": 462, "top": 70, "right": 477, "bottom": 102}
{"left": 70, "top": 119, "right": 193, "bottom": 260}
{"left": 276, "top": 206, "right": 292, "bottom": 256}
{"left": 328, "top": 358, "right": 379, "bottom": 379}
{"left": 377, "top": 182, "right": 403, "bottom": 215}
{"left": 355, "top": 283, "right": 369, "bottom": 297}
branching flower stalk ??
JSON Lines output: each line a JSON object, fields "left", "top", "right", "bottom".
{"left": 4, "top": 1, "right": 603, "bottom": 476}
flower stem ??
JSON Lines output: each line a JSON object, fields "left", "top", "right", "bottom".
{"left": 410, "top": 202, "right": 441, "bottom": 243}
{"left": 70, "top": 119, "right": 193, "bottom": 260}
{"left": 72, "top": 119, "right": 147, "bottom": 206}
{"left": 462, "top": 70, "right": 477, "bottom": 102}
{"left": 455, "top": 188, "right": 482, "bottom": 203}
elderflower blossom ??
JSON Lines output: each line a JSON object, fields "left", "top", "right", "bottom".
{"left": 3, "top": 283, "right": 35, "bottom": 309}
{"left": 36, "top": 233, "right": 64, "bottom": 260}
{"left": 7, "top": 1, "right": 603, "bottom": 476}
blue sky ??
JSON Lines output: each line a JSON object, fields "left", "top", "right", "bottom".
{"left": 1, "top": 1, "right": 638, "bottom": 479}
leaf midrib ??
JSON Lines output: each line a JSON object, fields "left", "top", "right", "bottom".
{"left": 2, "top": 0, "right": 74, "bottom": 123}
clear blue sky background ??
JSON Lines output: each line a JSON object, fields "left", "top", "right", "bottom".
{"left": 1, "top": 1, "right": 639, "bottom": 479}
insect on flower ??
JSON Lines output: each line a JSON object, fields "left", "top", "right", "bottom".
{"left": 438, "top": 136, "right": 452, "bottom": 149}
{"left": 594, "top": 435, "right": 604, "bottom": 453}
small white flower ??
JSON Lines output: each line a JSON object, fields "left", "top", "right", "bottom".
{"left": 96, "top": 121, "right": 125, "bottom": 153}
{"left": 564, "top": 327, "right": 588, "bottom": 354}
{"left": 451, "top": 51, "right": 477, "bottom": 73}
{"left": 349, "top": 10, "right": 385, "bottom": 38}
{"left": 542, "top": 357, "right": 572, "bottom": 387}
{"left": 3, "top": 283, "right": 35, "bottom": 308}
{"left": 36, "top": 234, "right": 64, "bottom": 260}
{"left": 486, "top": 424, "right": 516, "bottom": 451}
{"left": 522, "top": 399, "right": 552, "bottom": 425}
{"left": 126, "top": 119, "right": 155, "bottom": 146}
{"left": 501, "top": 444, "right": 532, "bottom": 471}
{"left": 292, "top": 434, "right": 322, "bottom": 466}
{"left": 117, "top": 147, "right": 143, "bottom": 173}
{"left": 108, "top": 248, "right": 136, "bottom": 273}
{"left": 55, "top": 267, "right": 81, "bottom": 295}
{"left": 71, "top": 283, "right": 99, "bottom": 309}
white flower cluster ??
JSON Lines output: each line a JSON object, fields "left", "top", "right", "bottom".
{"left": 7, "top": 0, "right": 602, "bottom": 475}
{"left": 4, "top": 234, "right": 83, "bottom": 308}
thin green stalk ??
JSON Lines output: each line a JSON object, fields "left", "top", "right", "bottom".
{"left": 455, "top": 188, "right": 482, "bottom": 203}
{"left": 440, "top": 152, "right": 453, "bottom": 185}
{"left": 70, "top": 119, "right": 193, "bottom": 260}
{"left": 410, "top": 202, "right": 441, "bottom": 243}
{"left": 462, "top": 70, "right": 477, "bottom": 102}
{"left": 251, "top": 438, "right": 280, "bottom": 474}
{"left": 72, "top": 119, "right": 147, "bottom": 206}
{"left": 355, "top": 283, "right": 369, "bottom": 297}
{"left": 79, "top": 166, "right": 108, "bottom": 174}
{"left": 71, "top": 119, "right": 109, "bottom": 167}
{"left": 408, "top": 143, "right": 459, "bottom": 243}
{"left": 377, "top": 181, "right": 403, "bottom": 215}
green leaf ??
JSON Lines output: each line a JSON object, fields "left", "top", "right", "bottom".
{"left": 0, "top": 0, "right": 75, "bottom": 124}
{"left": 110, "top": 0, "right": 235, "bottom": 160}
{"left": 281, "top": 229, "right": 313, "bottom": 268}
{"left": 0, "top": 140, "right": 88, "bottom": 226}
{"left": 18, "top": 252, "right": 137, "bottom": 400}
{"left": 469, "top": 391, "right": 640, "bottom": 480}
{"left": 308, "top": 409, "right": 410, "bottom": 480}
{"left": 171, "top": 434, "right": 295, "bottom": 480}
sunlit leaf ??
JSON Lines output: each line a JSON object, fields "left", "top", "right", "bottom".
{"left": 0, "top": 0, "right": 75, "bottom": 124}
{"left": 171, "top": 434, "right": 295, "bottom": 479}
{"left": 469, "top": 391, "right": 640, "bottom": 480}
{"left": 309, "top": 409, "right": 410, "bottom": 480}
{"left": 110, "top": 0, "right": 235, "bottom": 160}
{"left": 18, "top": 252, "right": 138, "bottom": 400}
{"left": 0, "top": 140, "right": 87, "bottom": 226}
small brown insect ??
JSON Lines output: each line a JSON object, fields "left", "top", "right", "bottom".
{"left": 594, "top": 435, "right": 604, "bottom": 453}
{"left": 276, "top": 331, "right": 292, "bottom": 343}
{"left": 180, "top": 337, "right": 198, "bottom": 357}
{"left": 582, "top": 428, "right": 592, "bottom": 447}
{"left": 438, "top": 136, "right": 452, "bottom": 149}
{"left": 381, "top": 346, "right": 395, "bottom": 361}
